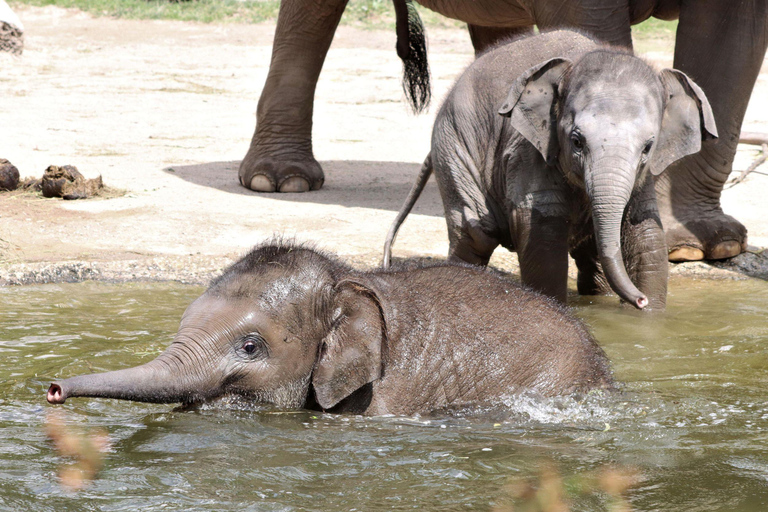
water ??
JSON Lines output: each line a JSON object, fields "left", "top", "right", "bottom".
{"left": 1, "top": 279, "right": 768, "bottom": 511}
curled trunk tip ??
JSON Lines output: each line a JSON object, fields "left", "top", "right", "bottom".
{"left": 600, "top": 251, "right": 648, "bottom": 310}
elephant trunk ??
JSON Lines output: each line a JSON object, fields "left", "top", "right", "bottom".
{"left": 47, "top": 355, "right": 209, "bottom": 405}
{"left": 586, "top": 157, "right": 648, "bottom": 310}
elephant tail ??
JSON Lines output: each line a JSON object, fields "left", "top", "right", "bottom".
{"left": 382, "top": 154, "right": 433, "bottom": 269}
{"left": 393, "top": 0, "right": 430, "bottom": 113}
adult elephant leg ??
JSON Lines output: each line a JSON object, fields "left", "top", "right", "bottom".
{"left": 239, "top": 0, "right": 349, "bottom": 193}
{"left": 656, "top": 0, "right": 768, "bottom": 260}
{"left": 467, "top": 25, "right": 533, "bottom": 56}
{"left": 620, "top": 177, "right": 668, "bottom": 310}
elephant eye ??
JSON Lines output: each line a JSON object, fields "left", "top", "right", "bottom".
{"left": 641, "top": 140, "right": 654, "bottom": 163}
{"left": 642, "top": 140, "right": 654, "bottom": 155}
{"left": 571, "top": 133, "right": 584, "bottom": 152}
{"left": 238, "top": 334, "right": 268, "bottom": 360}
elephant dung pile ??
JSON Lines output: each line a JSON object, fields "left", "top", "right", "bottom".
{"left": 0, "top": 160, "right": 106, "bottom": 199}
{"left": 0, "top": 20, "right": 21, "bottom": 55}
{"left": 41, "top": 165, "right": 104, "bottom": 200}
{"left": 0, "top": 0, "right": 23, "bottom": 56}
{"left": 0, "top": 158, "right": 19, "bottom": 191}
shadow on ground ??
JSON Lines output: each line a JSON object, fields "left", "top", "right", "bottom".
{"left": 163, "top": 161, "right": 768, "bottom": 281}
{"left": 164, "top": 160, "right": 445, "bottom": 216}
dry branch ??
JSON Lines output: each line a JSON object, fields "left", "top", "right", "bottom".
{"left": 740, "top": 132, "right": 768, "bottom": 146}
{"left": 728, "top": 138, "right": 768, "bottom": 188}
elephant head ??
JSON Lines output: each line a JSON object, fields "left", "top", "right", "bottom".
{"left": 47, "top": 244, "right": 385, "bottom": 411}
{"left": 498, "top": 50, "right": 716, "bottom": 308}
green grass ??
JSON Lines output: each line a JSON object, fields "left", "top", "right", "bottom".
{"left": 10, "top": 0, "right": 675, "bottom": 42}
{"left": 9, "top": 0, "right": 460, "bottom": 27}
{"left": 11, "top": 0, "right": 281, "bottom": 24}
{"left": 632, "top": 16, "right": 678, "bottom": 37}
{"left": 632, "top": 17, "right": 677, "bottom": 53}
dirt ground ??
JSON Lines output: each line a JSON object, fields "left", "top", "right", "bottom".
{"left": 1, "top": 6, "right": 768, "bottom": 286}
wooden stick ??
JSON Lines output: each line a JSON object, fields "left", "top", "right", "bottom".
{"left": 728, "top": 143, "right": 768, "bottom": 188}
{"left": 740, "top": 132, "right": 768, "bottom": 146}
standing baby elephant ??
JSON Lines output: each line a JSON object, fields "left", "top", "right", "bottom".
{"left": 384, "top": 30, "right": 717, "bottom": 310}
{"left": 47, "top": 241, "right": 613, "bottom": 416}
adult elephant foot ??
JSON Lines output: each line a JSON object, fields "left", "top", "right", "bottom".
{"left": 660, "top": 0, "right": 766, "bottom": 263}
{"left": 238, "top": 149, "right": 324, "bottom": 193}
{"left": 656, "top": 185, "right": 747, "bottom": 262}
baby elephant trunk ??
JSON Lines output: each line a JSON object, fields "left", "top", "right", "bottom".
{"left": 587, "top": 162, "right": 648, "bottom": 310}
{"left": 47, "top": 357, "right": 206, "bottom": 405}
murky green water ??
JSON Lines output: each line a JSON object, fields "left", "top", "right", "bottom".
{"left": 1, "top": 279, "right": 768, "bottom": 511}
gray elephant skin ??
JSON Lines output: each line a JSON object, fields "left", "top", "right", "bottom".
{"left": 46, "top": 242, "right": 613, "bottom": 416}
{"left": 384, "top": 30, "right": 717, "bottom": 311}
{"left": 242, "top": 0, "right": 767, "bottom": 267}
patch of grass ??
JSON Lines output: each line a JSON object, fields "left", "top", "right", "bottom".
{"left": 10, "top": 0, "right": 462, "bottom": 28}
{"left": 12, "top": 0, "right": 281, "bottom": 24}
{"left": 11, "top": 0, "right": 674, "bottom": 40}
{"left": 91, "top": 185, "right": 126, "bottom": 199}
{"left": 632, "top": 17, "right": 677, "bottom": 53}
{"left": 632, "top": 16, "right": 678, "bottom": 37}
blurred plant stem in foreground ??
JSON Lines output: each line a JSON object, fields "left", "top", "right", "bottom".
{"left": 44, "top": 410, "right": 110, "bottom": 491}
{"left": 493, "top": 463, "right": 641, "bottom": 512}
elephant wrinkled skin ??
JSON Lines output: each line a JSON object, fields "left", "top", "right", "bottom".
{"left": 242, "top": 0, "right": 767, "bottom": 264}
{"left": 385, "top": 30, "right": 718, "bottom": 311}
{"left": 47, "top": 241, "right": 613, "bottom": 416}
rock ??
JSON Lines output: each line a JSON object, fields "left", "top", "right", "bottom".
{"left": 710, "top": 249, "right": 768, "bottom": 280}
{"left": 41, "top": 165, "right": 103, "bottom": 199}
{"left": 0, "top": 158, "right": 19, "bottom": 190}
{"left": 0, "top": 0, "right": 23, "bottom": 56}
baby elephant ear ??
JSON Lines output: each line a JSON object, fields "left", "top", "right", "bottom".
{"left": 650, "top": 69, "right": 718, "bottom": 176}
{"left": 498, "top": 57, "right": 572, "bottom": 165}
{"left": 312, "top": 280, "right": 384, "bottom": 410}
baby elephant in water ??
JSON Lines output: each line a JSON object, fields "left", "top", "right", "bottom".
{"left": 47, "top": 241, "right": 613, "bottom": 416}
{"left": 384, "top": 29, "right": 717, "bottom": 310}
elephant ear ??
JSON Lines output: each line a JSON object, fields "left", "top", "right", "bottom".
{"left": 312, "top": 279, "right": 385, "bottom": 410}
{"left": 498, "top": 58, "right": 572, "bottom": 166}
{"left": 650, "top": 69, "right": 718, "bottom": 176}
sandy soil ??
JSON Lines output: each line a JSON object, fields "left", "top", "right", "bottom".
{"left": 1, "top": 6, "right": 767, "bottom": 286}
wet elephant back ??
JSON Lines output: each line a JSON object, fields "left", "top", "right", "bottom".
{"left": 362, "top": 264, "right": 613, "bottom": 414}
{"left": 458, "top": 29, "right": 600, "bottom": 110}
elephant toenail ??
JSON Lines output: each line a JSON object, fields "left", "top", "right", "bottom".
{"left": 278, "top": 176, "right": 311, "bottom": 193}
{"left": 668, "top": 246, "right": 705, "bottom": 262}
{"left": 709, "top": 241, "right": 742, "bottom": 260}
{"left": 249, "top": 175, "right": 276, "bottom": 192}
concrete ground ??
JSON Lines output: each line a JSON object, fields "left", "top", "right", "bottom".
{"left": 1, "top": 6, "right": 767, "bottom": 287}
